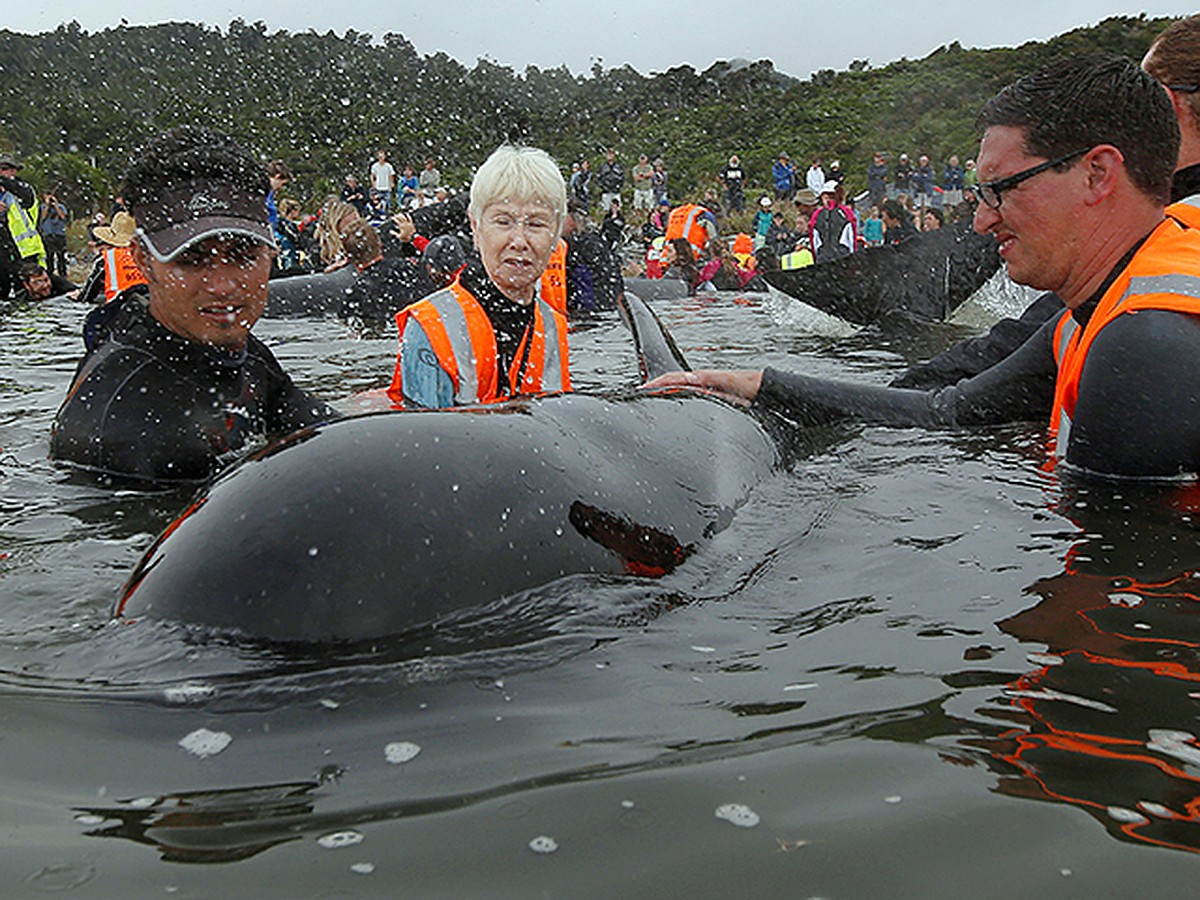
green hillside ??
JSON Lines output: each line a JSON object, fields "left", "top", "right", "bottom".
{"left": 0, "top": 14, "right": 1175, "bottom": 215}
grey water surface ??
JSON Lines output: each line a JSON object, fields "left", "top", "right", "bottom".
{"left": 2, "top": 279, "right": 1198, "bottom": 898}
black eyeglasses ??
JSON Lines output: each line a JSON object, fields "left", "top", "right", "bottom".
{"left": 975, "top": 148, "right": 1089, "bottom": 210}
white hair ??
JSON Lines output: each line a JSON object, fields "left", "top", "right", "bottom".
{"left": 468, "top": 144, "right": 567, "bottom": 228}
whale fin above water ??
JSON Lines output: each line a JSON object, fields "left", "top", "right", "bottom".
{"left": 617, "top": 291, "right": 692, "bottom": 382}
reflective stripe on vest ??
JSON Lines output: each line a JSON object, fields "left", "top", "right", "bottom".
{"left": 1050, "top": 218, "right": 1200, "bottom": 458}
{"left": 1049, "top": 310, "right": 1078, "bottom": 454}
{"left": 5, "top": 194, "right": 44, "bottom": 263}
{"left": 1168, "top": 194, "right": 1200, "bottom": 229}
{"left": 391, "top": 279, "right": 570, "bottom": 405}
{"left": 539, "top": 239, "right": 568, "bottom": 315}
{"left": 102, "top": 246, "right": 149, "bottom": 302}
{"left": 780, "top": 249, "right": 814, "bottom": 270}
{"left": 531, "top": 296, "right": 571, "bottom": 393}
{"left": 414, "top": 283, "right": 496, "bottom": 404}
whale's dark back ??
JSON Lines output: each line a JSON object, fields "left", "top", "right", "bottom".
{"left": 117, "top": 391, "right": 775, "bottom": 643}
{"left": 764, "top": 220, "right": 1000, "bottom": 324}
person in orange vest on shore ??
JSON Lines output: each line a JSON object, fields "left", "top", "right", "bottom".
{"left": 730, "top": 232, "right": 755, "bottom": 268}
{"left": 78, "top": 211, "right": 149, "bottom": 304}
{"left": 664, "top": 200, "right": 718, "bottom": 260}
{"left": 387, "top": 144, "right": 571, "bottom": 408}
{"left": 539, "top": 237, "right": 568, "bottom": 315}
{"left": 645, "top": 55, "right": 1200, "bottom": 480}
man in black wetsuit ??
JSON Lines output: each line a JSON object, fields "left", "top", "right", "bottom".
{"left": 50, "top": 127, "right": 333, "bottom": 486}
{"left": 893, "top": 16, "right": 1200, "bottom": 393}
{"left": 646, "top": 55, "right": 1200, "bottom": 481}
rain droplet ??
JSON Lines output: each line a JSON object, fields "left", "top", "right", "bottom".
{"left": 385, "top": 741, "right": 422, "bottom": 764}
{"left": 179, "top": 728, "right": 232, "bottom": 758}
{"left": 715, "top": 803, "right": 759, "bottom": 828}
{"left": 318, "top": 830, "right": 364, "bottom": 849}
{"left": 529, "top": 835, "right": 558, "bottom": 853}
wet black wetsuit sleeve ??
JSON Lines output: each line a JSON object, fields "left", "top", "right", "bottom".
{"left": 754, "top": 311, "right": 1061, "bottom": 428}
{"left": 890, "top": 292, "right": 1064, "bottom": 390}
{"left": 77, "top": 257, "right": 105, "bottom": 306}
{"left": 250, "top": 340, "right": 336, "bottom": 436}
{"left": 1067, "top": 310, "right": 1200, "bottom": 479}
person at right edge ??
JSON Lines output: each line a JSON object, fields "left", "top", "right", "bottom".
{"left": 645, "top": 55, "right": 1200, "bottom": 481}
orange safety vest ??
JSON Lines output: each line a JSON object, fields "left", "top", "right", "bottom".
{"left": 387, "top": 278, "right": 571, "bottom": 406}
{"left": 1050, "top": 215, "right": 1200, "bottom": 457}
{"left": 731, "top": 232, "right": 754, "bottom": 256}
{"left": 103, "top": 246, "right": 149, "bottom": 302}
{"left": 1168, "top": 192, "right": 1200, "bottom": 229}
{"left": 665, "top": 204, "right": 713, "bottom": 256}
{"left": 540, "top": 239, "right": 568, "bottom": 315}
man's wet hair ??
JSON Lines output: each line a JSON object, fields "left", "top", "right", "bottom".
{"left": 977, "top": 54, "right": 1178, "bottom": 204}
{"left": 18, "top": 259, "right": 46, "bottom": 280}
{"left": 121, "top": 126, "right": 269, "bottom": 216}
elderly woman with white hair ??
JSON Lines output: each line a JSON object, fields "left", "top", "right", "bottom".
{"left": 386, "top": 144, "right": 571, "bottom": 408}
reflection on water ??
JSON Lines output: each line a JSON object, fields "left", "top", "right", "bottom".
{"left": 965, "top": 483, "right": 1200, "bottom": 854}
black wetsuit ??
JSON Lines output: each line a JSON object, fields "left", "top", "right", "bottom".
{"left": 756, "top": 235, "right": 1200, "bottom": 479}
{"left": 50, "top": 290, "right": 334, "bottom": 486}
{"left": 889, "top": 165, "right": 1200, "bottom": 392}
{"left": 891, "top": 291, "right": 1066, "bottom": 390}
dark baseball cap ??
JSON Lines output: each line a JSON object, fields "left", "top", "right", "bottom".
{"left": 135, "top": 178, "right": 275, "bottom": 262}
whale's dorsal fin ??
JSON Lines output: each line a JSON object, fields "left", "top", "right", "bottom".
{"left": 616, "top": 291, "right": 692, "bottom": 382}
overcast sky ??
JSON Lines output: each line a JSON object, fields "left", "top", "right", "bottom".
{"left": 5, "top": 2, "right": 1194, "bottom": 79}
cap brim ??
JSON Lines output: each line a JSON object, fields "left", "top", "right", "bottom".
{"left": 137, "top": 217, "right": 276, "bottom": 262}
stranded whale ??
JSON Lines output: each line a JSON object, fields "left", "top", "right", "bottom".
{"left": 765, "top": 219, "right": 999, "bottom": 324}
{"left": 115, "top": 293, "right": 779, "bottom": 643}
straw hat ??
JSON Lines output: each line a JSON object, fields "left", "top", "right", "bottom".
{"left": 92, "top": 211, "right": 138, "bottom": 247}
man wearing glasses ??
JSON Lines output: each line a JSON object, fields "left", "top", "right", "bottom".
{"left": 890, "top": 15, "right": 1200, "bottom": 391}
{"left": 644, "top": 54, "right": 1200, "bottom": 480}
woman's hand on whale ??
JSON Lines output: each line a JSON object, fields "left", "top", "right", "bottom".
{"left": 640, "top": 369, "right": 763, "bottom": 407}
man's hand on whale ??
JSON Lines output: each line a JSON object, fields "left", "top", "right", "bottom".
{"left": 641, "top": 369, "right": 763, "bottom": 407}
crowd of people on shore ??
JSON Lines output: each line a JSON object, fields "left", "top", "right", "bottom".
{"left": 1, "top": 128, "right": 986, "bottom": 309}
